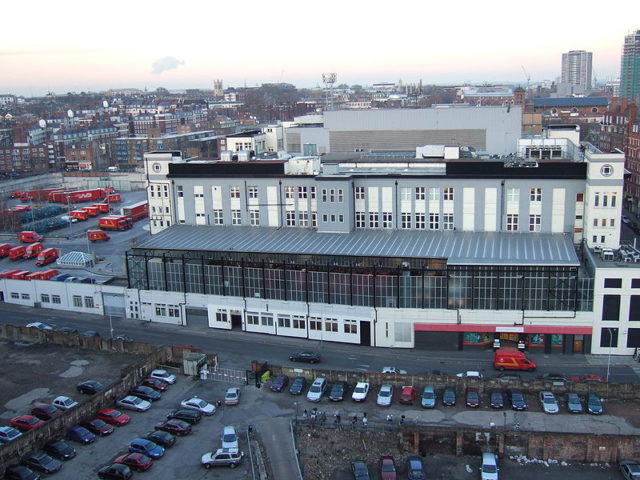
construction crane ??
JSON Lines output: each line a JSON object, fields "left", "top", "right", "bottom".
{"left": 521, "top": 65, "right": 531, "bottom": 90}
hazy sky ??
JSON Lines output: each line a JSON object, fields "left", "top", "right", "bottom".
{"left": 2, "top": 0, "right": 639, "bottom": 96}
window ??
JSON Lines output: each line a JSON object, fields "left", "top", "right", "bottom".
{"left": 401, "top": 212, "right": 412, "bottom": 229}
{"left": 443, "top": 213, "right": 454, "bottom": 230}
{"left": 602, "top": 295, "right": 620, "bottom": 320}
{"left": 429, "top": 188, "right": 440, "bottom": 201}
{"left": 633, "top": 279, "right": 640, "bottom": 288}
{"left": 73, "top": 295, "right": 82, "bottom": 307}
{"left": 311, "top": 212, "right": 317, "bottom": 227}
{"left": 400, "top": 188, "right": 411, "bottom": 201}
{"left": 286, "top": 211, "right": 296, "bottom": 226}
{"left": 344, "top": 319, "right": 358, "bottom": 334}
{"left": 298, "top": 211, "right": 309, "bottom": 227}
{"left": 248, "top": 186, "right": 258, "bottom": 198}
{"left": 593, "top": 218, "right": 598, "bottom": 227}
{"left": 530, "top": 187, "right": 542, "bottom": 202}
{"left": 369, "top": 212, "right": 379, "bottom": 228}
{"left": 21, "top": 294, "right": 29, "bottom": 300}
{"left": 339, "top": 214, "right": 344, "bottom": 222}
{"left": 529, "top": 214, "right": 541, "bottom": 232}
{"left": 216, "top": 310, "right": 228, "bottom": 322}
{"left": 603, "top": 195, "right": 608, "bottom": 207}
{"left": 507, "top": 188, "right": 519, "bottom": 202}
{"left": 309, "top": 317, "right": 322, "bottom": 330}
{"left": 310, "top": 187, "right": 316, "bottom": 199}
{"left": 610, "top": 218, "right": 615, "bottom": 227}
{"left": 293, "top": 315, "right": 305, "bottom": 329}
{"left": 321, "top": 189, "right": 327, "bottom": 202}
{"left": 594, "top": 193, "right": 599, "bottom": 207}
{"left": 41, "top": 294, "right": 50, "bottom": 303}
{"left": 324, "top": 318, "right": 338, "bottom": 332}
{"left": 322, "top": 214, "right": 328, "bottom": 222}
{"left": 576, "top": 193, "right": 583, "bottom": 202}
{"left": 600, "top": 327, "right": 618, "bottom": 348}
{"left": 355, "top": 187, "right": 365, "bottom": 200}
{"left": 213, "top": 210, "right": 224, "bottom": 225}
{"left": 247, "top": 312, "right": 259, "bottom": 325}
{"left": 156, "top": 304, "right": 167, "bottom": 316}
{"left": 231, "top": 210, "right": 241, "bottom": 225}
{"left": 604, "top": 278, "right": 622, "bottom": 288}
{"left": 298, "top": 186, "right": 307, "bottom": 199}
{"left": 356, "top": 212, "right": 366, "bottom": 228}
{"left": 194, "top": 189, "right": 204, "bottom": 198}
{"left": 284, "top": 186, "right": 295, "bottom": 199}
{"left": 415, "top": 187, "right": 426, "bottom": 200}
{"left": 52, "top": 295, "right": 61, "bottom": 304}
{"left": 249, "top": 209, "right": 260, "bottom": 226}
{"left": 338, "top": 189, "right": 344, "bottom": 202}
{"left": 429, "top": 213, "right": 439, "bottom": 230}
{"left": 261, "top": 314, "right": 273, "bottom": 326}
{"left": 10, "top": 292, "right": 18, "bottom": 299}
{"left": 415, "top": 213, "right": 425, "bottom": 229}
{"left": 382, "top": 212, "right": 393, "bottom": 229}
{"left": 330, "top": 214, "right": 336, "bottom": 222}
{"left": 329, "top": 189, "right": 335, "bottom": 202}
{"left": 277, "top": 315, "right": 291, "bottom": 328}
{"left": 230, "top": 186, "right": 240, "bottom": 198}
{"left": 612, "top": 194, "right": 617, "bottom": 207}
{"left": 443, "top": 187, "right": 454, "bottom": 201}
{"left": 177, "top": 185, "right": 183, "bottom": 197}
{"left": 84, "top": 297, "right": 94, "bottom": 308}
{"left": 507, "top": 214, "right": 518, "bottom": 231}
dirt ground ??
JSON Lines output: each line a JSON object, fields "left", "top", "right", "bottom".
{"left": 0, "top": 340, "right": 141, "bottom": 419}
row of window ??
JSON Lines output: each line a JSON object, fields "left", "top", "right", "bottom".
{"left": 593, "top": 192, "right": 617, "bottom": 208}
{"left": 592, "top": 218, "right": 616, "bottom": 227}
{"left": 150, "top": 184, "right": 169, "bottom": 198}
{"left": 604, "top": 278, "right": 640, "bottom": 289}
{"left": 506, "top": 214, "right": 543, "bottom": 232}
{"left": 602, "top": 294, "right": 640, "bottom": 321}
{"left": 139, "top": 302, "right": 180, "bottom": 317}
{"left": 506, "top": 187, "right": 543, "bottom": 202}
{"left": 245, "top": 312, "right": 358, "bottom": 334}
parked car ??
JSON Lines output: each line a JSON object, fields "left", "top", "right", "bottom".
{"left": 128, "top": 438, "right": 165, "bottom": 459}
{"left": 571, "top": 374, "right": 606, "bottom": 383}
{"left": 586, "top": 393, "right": 603, "bottom": 414}
{"left": 3, "top": 465, "right": 40, "bottom": 480}
{"left": 180, "top": 396, "right": 216, "bottom": 415}
{"left": 457, "top": 370, "right": 483, "bottom": 379}
{"left": 490, "top": 390, "right": 505, "bottom": 409}
{"left": 352, "top": 382, "right": 370, "bottom": 402}
{"left": 114, "top": 453, "right": 153, "bottom": 472}
{"left": 79, "top": 418, "right": 114, "bottom": 436}
{"left": 66, "top": 426, "right": 96, "bottom": 445}
{"left": 201, "top": 448, "right": 243, "bottom": 469}
{"left": 130, "top": 385, "right": 161, "bottom": 402}
{"left": 480, "top": 452, "right": 499, "bottom": 480}
{"left": 289, "top": 376, "right": 307, "bottom": 396}
{"left": 538, "top": 373, "right": 567, "bottom": 383}
{"left": 10, "top": 415, "right": 45, "bottom": 432}
{"left": 328, "top": 382, "right": 348, "bottom": 402}
{"left": 52, "top": 396, "right": 78, "bottom": 410}
{"left": 141, "top": 378, "right": 169, "bottom": 391}
{"left": 289, "top": 351, "right": 321, "bottom": 364}
{"left": 377, "top": 384, "right": 394, "bottom": 407}
{"left": 80, "top": 330, "right": 100, "bottom": 337}
{"left": 565, "top": 393, "right": 583, "bottom": 413}
{"left": 76, "top": 380, "right": 105, "bottom": 395}
{"left": 221, "top": 426, "right": 238, "bottom": 450}
{"left": 30, "top": 404, "right": 61, "bottom": 421}
{"left": 21, "top": 452, "right": 62, "bottom": 474}
{"left": 507, "top": 389, "right": 528, "bottom": 410}
{"left": 399, "top": 386, "right": 416, "bottom": 405}
{"left": 539, "top": 391, "right": 559, "bottom": 414}
{"left": 96, "top": 408, "right": 131, "bottom": 426}
{"left": 0, "top": 426, "right": 22, "bottom": 444}
{"left": 225, "top": 387, "right": 241, "bottom": 405}
{"left": 150, "top": 369, "right": 176, "bottom": 384}
{"left": 379, "top": 455, "right": 397, "bottom": 480}
{"left": 143, "top": 430, "right": 176, "bottom": 448}
{"left": 25, "top": 322, "right": 54, "bottom": 331}
{"left": 405, "top": 455, "right": 426, "bottom": 480}
{"left": 270, "top": 375, "right": 289, "bottom": 392}
{"left": 351, "top": 460, "right": 371, "bottom": 480}
{"left": 166, "top": 409, "right": 202, "bottom": 424}
{"left": 116, "top": 395, "right": 151, "bottom": 412}
{"left": 43, "top": 440, "right": 76, "bottom": 461}
{"left": 381, "top": 367, "right": 407, "bottom": 375}
{"left": 421, "top": 386, "right": 437, "bottom": 409}
{"left": 493, "top": 372, "right": 522, "bottom": 381}
{"left": 619, "top": 460, "right": 640, "bottom": 480}
{"left": 306, "top": 378, "right": 327, "bottom": 402}
{"left": 154, "top": 419, "right": 192, "bottom": 436}
{"left": 466, "top": 388, "right": 481, "bottom": 408}
{"left": 442, "top": 387, "right": 456, "bottom": 406}
{"left": 97, "top": 464, "right": 133, "bottom": 480}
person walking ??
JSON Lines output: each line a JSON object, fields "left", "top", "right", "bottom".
{"left": 399, "top": 414, "right": 405, "bottom": 425}
{"left": 386, "top": 414, "right": 393, "bottom": 423}
{"left": 362, "top": 416, "right": 368, "bottom": 427}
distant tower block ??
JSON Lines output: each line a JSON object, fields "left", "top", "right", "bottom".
{"left": 322, "top": 73, "right": 337, "bottom": 111}
{"left": 213, "top": 79, "right": 223, "bottom": 97}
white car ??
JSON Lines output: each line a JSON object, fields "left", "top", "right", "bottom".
{"left": 351, "top": 382, "right": 370, "bottom": 402}
{"left": 52, "top": 395, "right": 78, "bottom": 410}
{"left": 224, "top": 387, "right": 241, "bottom": 406}
{"left": 25, "top": 322, "right": 54, "bottom": 331}
{"left": 381, "top": 367, "right": 407, "bottom": 375}
{"left": 221, "top": 425, "right": 238, "bottom": 450}
{"left": 116, "top": 395, "right": 151, "bottom": 412}
{"left": 456, "top": 371, "right": 483, "bottom": 379}
{"left": 181, "top": 396, "right": 216, "bottom": 415}
{"left": 539, "top": 391, "right": 559, "bottom": 414}
{"left": 150, "top": 369, "right": 176, "bottom": 384}
{"left": 622, "top": 216, "right": 631, "bottom": 224}
{"left": 376, "top": 384, "right": 394, "bottom": 407}
{"left": 60, "top": 215, "right": 78, "bottom": 223}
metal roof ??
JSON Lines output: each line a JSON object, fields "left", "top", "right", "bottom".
{"left": 57, "top": 251, "right": 94, "bottom": 268}
{"left": 533, "top": 97, "right": 609, "bottom": 108}
{"left": 135, "top": 226, "right": 579, "bottom": 266}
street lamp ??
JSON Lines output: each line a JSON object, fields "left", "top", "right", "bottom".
{"left": 605, "top": 327, "right": 614, "bottom": 383}
{"left": 293, "top": 401, "right": 299, "bottom": 427}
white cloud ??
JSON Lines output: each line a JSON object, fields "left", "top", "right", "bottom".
{"left": 151, "top": 56, "right": 184, "bottom": 75}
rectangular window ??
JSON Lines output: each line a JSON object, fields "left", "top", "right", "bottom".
{"left": 355, "top": 187, "right": 365, "bottom": 200}
{"left": 329, "top": 189, "right": 335, "bottom": 202}
{"left": 177, "top": 185, "right": 183, "bottom": 197}
{"left": 84, "top": 297, "right": 94, "bottom": 308}
{"left": 156, "top": 304, "right": 167, "bottom": 316}
{"left": 277, "top": 315, "right": 291, "bottom": 328}
{"left": 21, "top": 294, "right": 29, "bottom": 300}
{"left": 415, "top": 213, "right": 426, "bottom": 229}
{"left": 298, "top": 211, "right": 309, "bottom": 227}
{"left": 249, "top": 209, "right": 260, "bottom": 226}
{"left": 602, "top": 295, "right": 621, "bottom": 321}
{"left": 576, "top": 193, "right": 583, "bottom": 202}
{"left": 309, "top": 317, "right": 322, "bottom": 330}
{"left": 73, "top": 295, "right": 82, "bottom": 307}
{"left": 324, "top": 318, "right": 338, "bottom": 332}
{"left": 286, "top": 211, "right": 296, "bottom": 226}
{"left": 247, "top": 312, "right": 259, "bottom": 325}
{"left": 297, "top": 186, "right": 307, "bottom": 199}
{"left": 630, "top": 296, "right": 640, "bottom": 321}
{"left": 285, "top": 186, "right": 295, "bottom": 199}
{"left": 603, "top": 195, "right": 608, "bottom": 207}
{"left": 506, "top": 214, "right": 518, "bottom": 231}
{"left": 601, "top": 218, "right": 607, "bottom": 227}
{"left": 168, "top": 306, "right": 180, "bottom": 317}
{"left": 382, "top": 212, "right": 393, "bottom": 229}
{"left": 369, "top": 212, "right": 379, "bottom": 228}
{"left": 10, "top": 292, "right": 18, "bottom": 300}
{"left": 230, "top": 186, "right": 240, "bottom": 198}
{"left": 41, "top": 294, "right": 50, "bottom": 303}
{"left": 610, "top": 218, "right": 615, "bottom": 227}
{"left": 529, "top": 214, "right": 541, "bottom": 232}
{"left": 507, "top": 188, "right": 519, "bottom": 202}
{"left": 400, "top": 188, "right": 411, "bottom": 201}
{"left": 52, "top": 295, "right": 61, "bottom": 304}
{"left": 311, "top": 212, "right": 317, "bottom": 227}
{"left": 415, "top": 187, "right": 426, "bottom": 200}
{"left": 429, "top": 188, "right": 440, "bottom": 201}
{"left": 356, "top": 212, "right": 366, "bottom": 228}
{"left": 611, "top": 194, "right": 617, "bottom": 207}
{"left": 248, "top": 186, "right": 258, "bottom": 198}
{"left": 443, "top": 213, "right": 454, "bottom": 230}
{"left": 594, "top": 193, "right": 599, "bottom": 207}
{"left": 344, "top": 319, "right": 358, "bottom": 334}
{"left": 632, "top": 279, "right": 640, "bottom": 288}
{"left": 321, "top": 189, "right": 327, "bottom": 202}
{"left": 310, "top": 187, "right": 316, "bottom": 199}
{"left": 443, "top": 187, "right": 454, "bottom": 201}
{"left": 530, "top": 187, "right": 542, "bottom": 202}
{"left": 231, "top": 210, "right": 241, "bottom": 225}
{"left": 429, "top": 213, "right": 439, "bottom": 230}
{"left": 401, "top": 212, "right": 412, "bottom": 229}
{"left": 213, "top": 210, "right": 224, "bottom": 225}
{"left": 292, "top": 315, "right": 305, "bottom": 329}
{"left": 600, "top": 328, "right": 618, "bottom": 348}
{"left": 593, "top": 218, "right": 598, "bottom": 227}
{"left": 261, "top": 314, "right": 273, "bottom": 326}
{"left": 337, "top": 189, "right": 344, "bottom": 202}
{"left": 604, "top": 278, "right": 622, "bottom": 288}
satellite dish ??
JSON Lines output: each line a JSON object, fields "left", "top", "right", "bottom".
{"left": 67, "top": 109, "right": 74, "bottom": 118}
{"left": 103, "top": 100, "right": 109, "bottom": 108}
{"left": 38, "top": 119, "right": 46, "bottom": 128}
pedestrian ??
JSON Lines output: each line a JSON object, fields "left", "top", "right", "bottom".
{"left": 399, "top": 414, "right": 405, "bottom": 425}
{"left": 352, "top": 414, "right": 358, "bottom": 428}
{"left": 362, "top": 416, "right": 368, "bottom": 427}
{"left": 303, "top": 408, "right": 308, "bottom": 420}
{"left": 335, "top": 413, "right": 341, "bottom": 424}
{"left": 216, "top": 400, "right": 222, "bottom": 408}
{"left": 386, "top": 414, "right": 393, "bottom": 423}
{"left": 363, "top": 412, "right": 367, "bottom": 419}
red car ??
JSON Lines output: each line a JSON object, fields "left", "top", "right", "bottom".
{"left": 80, "top": 418, "right": 115, "bottom": 436}
{"left": 399, "top": 386, "right": 416, "bottom": 405}
{"left": 154, "top": 419, "right": 192, "bottom": 436}
{"left": 380, "top": 455, "right": 397, "bottom": 480}
{"left": 31, "top": 404, "right": 62, "bottom": 421}
{"left": 570, "top": 374, "right": 607, "bottom": 383}
{"left": 97, "top": 408, "right": 131, "bottom": 426}
{"left": 114, "top": 453, "right": 153, "bottom": 472}
{"left": 141, "top": 378, "right": 169, "bottom": 392}
{"left": 10, "top": 415, "right": 45, "bottom": 431}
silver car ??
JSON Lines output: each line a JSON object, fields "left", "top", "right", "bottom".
{"left": 539, "top": 391, "right": 559, "bottom": 414}
{"left": 376, "top": 384, "right": 394, "bottom": 407}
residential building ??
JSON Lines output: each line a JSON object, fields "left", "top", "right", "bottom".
{"left": 620, "top": 30, "right": 640, "bottom": 103}
{"left": 561, "top": 50, "right": 593, "bottom": 91}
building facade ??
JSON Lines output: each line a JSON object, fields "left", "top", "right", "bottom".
{"left": 620, "top": 30, "right": 640, "bottom": 103}
{"left": 561, "top": 50, "right": 593, "bottom": 91}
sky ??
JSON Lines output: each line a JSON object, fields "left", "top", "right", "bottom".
{"left": 2, "top": 0, "right": 639, "bottom": 97}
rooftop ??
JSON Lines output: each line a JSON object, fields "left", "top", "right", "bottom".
{"left": 533, "top": 97, "right": 609, "bottom": 108}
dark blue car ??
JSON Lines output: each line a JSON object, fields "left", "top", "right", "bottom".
{"left": 289, "top": 376, "right": 307, "bottom": 395}
{"left": 128, "top": 438, "right": 164, "bottom": 459}
{"left": 66, "top": 426, "right": 96, "bottom": 445}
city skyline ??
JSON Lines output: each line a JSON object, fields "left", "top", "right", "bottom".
{"left": 2, "top": 0, "right": 639, "bottom": 96}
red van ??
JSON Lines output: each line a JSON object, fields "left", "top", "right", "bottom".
{"left": 0, "top": 244, "right": 12, "bottom": 257}
{"left": 0, "top": 269, "right": 22, "bottom": 278}
{"left": 8, "top": 270, "right": 30, "bottom": 280}
{"left": 19, "top": 231, "right": 43, "bottom": 243}
{"left": 35, "top": 248, "right": 58, "bottom": 266}
{"left": 493, "top": 349, "right": 536, "bottom": 372}
{"left": 24, "top": 242, "right": 44, "bottom": 259}
{"left": 87, "top": 230, "right": 110, "bottom": 242}
{"left": 9, "top": 246, "right": 26, "bottom": 260}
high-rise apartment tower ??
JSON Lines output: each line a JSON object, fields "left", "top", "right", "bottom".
{"left": 620, "top": 30, "right": 640, "bottom": 103}
{"left": 561, "top": 50, "right": 593, "bottom": 90}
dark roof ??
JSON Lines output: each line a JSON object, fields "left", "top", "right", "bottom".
{"left": 533, "top": 97, "right": 609, "bottom": 108}
{"left": 134, "top": 225, "right": 579, "bottom": 266}
{"left": 169, "top": 160, "right": 287, "bottom": 177}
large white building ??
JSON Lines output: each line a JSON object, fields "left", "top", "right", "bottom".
{"left": 561, "top": 50, "right": 593, "bottom": 91}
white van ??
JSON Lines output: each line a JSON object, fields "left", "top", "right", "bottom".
{"left": 480, "top": 452, "right": 498, "bottom": 480}
{"left": 306, "top": 377, "right": 327, "bottom": 402}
